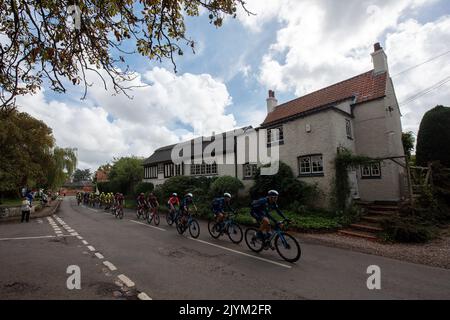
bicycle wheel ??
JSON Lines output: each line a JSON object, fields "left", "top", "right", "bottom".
{"left": 274, "top": 233, "right": 301, "bottom": 263}
{"left": 119, "top": 209, "right": 124, "bottom": 220}
{"left": 244, "top": 228, "right": 264, "bottom": 253}
{"left": 208, "top": 220, "right": 221, "bottom": 239}
{"left": 176, "top": 220, "right": 185, "bottom": 235}
{"left": 136, "top": 210, "right": 141, "bottom": 220}
{"left": 154, "top": 214, "right": 160, "bottom": 226}
{"left": 189, "top": 219, "right": 200, "bottom": 239}
{"left": 227, "top": 222, "right": 243, "bottom": 244}
{"left": 166, "top": 212, "right": 174, "bottom": 226}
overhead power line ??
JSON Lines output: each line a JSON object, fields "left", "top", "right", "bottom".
{"left": 399, "top": 75, "right": 450, "bottom": 106}
{"left": 392, "top": 49, "right": 450, "bottom": 78}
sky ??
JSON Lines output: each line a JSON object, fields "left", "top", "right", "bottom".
{"left": 15, "top": 0, "right": 450, "bottom": 171}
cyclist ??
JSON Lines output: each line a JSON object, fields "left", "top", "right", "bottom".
{"left": 250, "top": 190, "right": 289, "bottom": 241}
{"left": 115, "top": 192, "right": 125, "bottom": 214}
{"left": 137, "top": 193, "right": 147, "bottom": 217}
{"left": 99, "top": 192, "right": 106, "bottom": 207}
{"left": 179, "top": 193, "right": 196, "bottom": 225}
{"left": 147, "top": 192, "right": 159, "bottom": 218}
{"left": 76, "top": 192, "right": 82, "bottom": 205}
{"left": 167, "top": 193, "right": 180, "bottom": 213}
{"left": 212, "top": 193, "right": 234, "bottom": 226}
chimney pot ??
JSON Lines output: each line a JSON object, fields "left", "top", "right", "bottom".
{"left": 266, "top": 90, "right": 278, "bottom": 113}
{"left": 374, "top": 42, "right": 382, "bottom": 52}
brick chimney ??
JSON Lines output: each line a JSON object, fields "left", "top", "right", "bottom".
{"left": 371, "top": 42, "right": 389, "bottom": 75}
{"left": 266, "top": 90, "right": 278, "bottom": 113}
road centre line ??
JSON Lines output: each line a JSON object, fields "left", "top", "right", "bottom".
{"left": 129, "top": 220, "right": 166, "bottom": 232}
{"left": 187, "top": 237, "right": 292, "bottom": 269}
{"left": 103, "top": 261, "right": 117, "bottom": 271}
{"left": 118, "top": 274, "right": 135, "bottom": 287}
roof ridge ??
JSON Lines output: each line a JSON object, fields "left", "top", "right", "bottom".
{"left": 275, "top": 70, "right": 376, "bottom": 110}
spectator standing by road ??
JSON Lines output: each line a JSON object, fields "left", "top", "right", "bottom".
{"left": 26, "top": 190, "right": 34, "bottom": 206}
{"left": 21, "top": 197, "right": 31, "bottom": 223}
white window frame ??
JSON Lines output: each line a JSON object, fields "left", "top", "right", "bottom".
{"left": 298, "top": 154, "right": 324, "bottom": 176}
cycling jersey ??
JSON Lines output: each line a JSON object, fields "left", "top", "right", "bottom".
{"left": 168, "top": 196, "right": 180, "bottom": 207}
{"left": 137, "top": 195, "right": 146, "bottom": 206}
{"left": 180, "top": 196, "right": 194, "bottom": 213}
{"left": 147, "top": 196, "right": 158, "bottom": 208}
{"left": 212, "top": 197, "right": 233, "bottom": 214}
{"left": 250, "top": 197, "right": 286, "bottom": 223}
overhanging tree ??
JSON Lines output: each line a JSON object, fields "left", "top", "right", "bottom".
{"left": 0, "top": 0, "right": 252, "bottom": 110}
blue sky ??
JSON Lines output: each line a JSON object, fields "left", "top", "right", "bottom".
{"left": 17, "top": 0, "right": 450, "bottom": 170}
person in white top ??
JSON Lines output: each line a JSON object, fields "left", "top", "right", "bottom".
{"left": 21, "top": 197, "right": 31, "bottom": 223}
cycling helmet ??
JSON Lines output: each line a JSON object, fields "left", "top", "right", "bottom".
{"left": 186, "top": 193, "right": 193, "bottom": 198}
{"left": 224, "top": 193, "right": 232, "bottom": 199}
{"left": 140, "top": 193, "right": 145, "bottom": 196}
{"left": 268, "top": 190, "right": 279, "bottom": 197}
{"left": 172, "top": 193, "right": 178, "bottom": 197}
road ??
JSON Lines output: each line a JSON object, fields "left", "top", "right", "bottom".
{"left": 1, "top": 196, "right": 449, "bottom": 300}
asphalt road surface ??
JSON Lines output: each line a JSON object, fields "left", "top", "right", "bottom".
{"left": 1, "top": 197, "right": 449, "bottom": 300}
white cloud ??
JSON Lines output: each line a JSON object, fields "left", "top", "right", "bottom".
{"left": 238, "top": 0, "right": 448, "bottom": 137}
{"left": 17, "top": 67, "right": 236, "bottom": 170}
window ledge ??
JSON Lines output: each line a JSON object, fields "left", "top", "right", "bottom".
{"left": 361, "top": 176, "right": 382, "bottom": 180}
{"left": 298, "top": 173, "right": 325, "bottom": 178}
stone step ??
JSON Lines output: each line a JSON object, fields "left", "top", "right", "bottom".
{"left": 367, "top": 205, "right": 398, "bottom": 212}
{"left": 350, "top": 223, "right": 383, "bottom": 233}
{"left": 338, "top": 229, "right": 378, "bottom": 241}
{"left": 361, "top": 215, "right": 388, "bottom": 223}
{"left": 367, "top": 210, "right": 398, "bottom": 216}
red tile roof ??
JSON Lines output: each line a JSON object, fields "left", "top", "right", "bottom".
{"left": 262, "top": 70, "right": 388, "bottom": 126}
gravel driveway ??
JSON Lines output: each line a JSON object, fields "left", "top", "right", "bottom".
{"left": 296, "top": 228, "right": 450, "bottom": 269}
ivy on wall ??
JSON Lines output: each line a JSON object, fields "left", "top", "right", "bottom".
{"left": 332, "top": 148, "right": 374, "bottom": 212}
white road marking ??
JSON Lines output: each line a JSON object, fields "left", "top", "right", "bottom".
{"left": 87, "top": 245, "right": 95, "bottom": 251}
{"left": 87, "top": 207, "right": 99, "bottom": 213}
{"left": 0, "top": 235, "right": 76, "bottom": 241}
{"left": 76, "top": 236, "right": 83, "bottom": 240}
{"left": 137, "top": 292, "right": 152, "bottom": 300}
{"left": 70, "top": 232, "right": 79, "bottom": 236}
{"left": 82, "top": 240, "right": 89, "bottom": 245}
{"left": 129, "top": 220, "right": 166, "bottom": 232}
{"left": 118, "top": 274, "right": 135, "bottom": 287}
{"left": 103, "top": 261, "right": 117, "bottom": 271}
{"left": 0, "top": 235, "right": 55, "bottom": 241}
{"left": 95, "top": 252, "right": 104, "bottom": 259}
{"left": 187, "top": 237, "right": 292, "bottom": 269}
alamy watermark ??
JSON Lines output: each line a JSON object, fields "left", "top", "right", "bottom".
{"left": 171, "top": 127, "right": 280, "bottom": 176}
{"left": 67, "top": 5, "right": 82, "bottom": 31}
{"left": 366, "top": 265, "right": 381, "bottom": 290}
{"left": 66, "top": 265, "right": 81, "bottom": 290}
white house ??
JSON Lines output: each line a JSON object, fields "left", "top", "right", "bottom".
{"left": 143, "top": 43, "right": 407, "bottom": 204}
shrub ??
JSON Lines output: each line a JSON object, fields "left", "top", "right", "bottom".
{"left": 416, "top": 105, "right": 450, "bottom": 167}
{"left": 381, "top": 216, "right": 436, "bottom": 243}
{"left": 250, "top": 162, "right": 319, "bottom": 208}
{"left": 133, "top": 182, "right": 154, "bottom": 197}
{"left": 156, "top": 176, "right": 215, "bottom": 204}
{"left": 209, "top": 176, "right": 244, "bottom": 198}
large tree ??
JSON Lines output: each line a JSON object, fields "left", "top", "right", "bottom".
{"left": 46, "top": 147, "right": 78, "bottom": 188}
{"left": 402, "top": 131, "right": 415, "bottom": 159}
{"left": 0, "top": 0, "right": 251, "bottom": 110}
{"left": 0, "top": 110, "right": 54, "bottom": 196}
{"left": 73, "top": 168, "right": 92, "bottom": 182}
{"left": 108, "top": 156, "right": 144, "bottom": 195}
{"left": 416, "top": 105, "right": 450, "bottom": 167}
